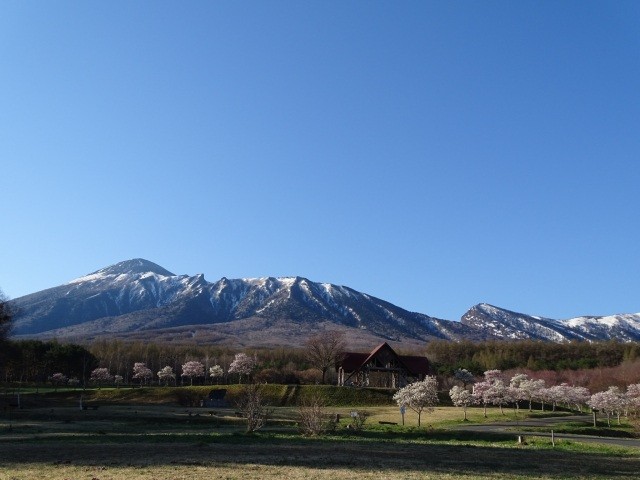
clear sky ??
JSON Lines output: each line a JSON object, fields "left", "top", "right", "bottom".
{"left": 1, "top": 1, "right": 639, "bottom": 321}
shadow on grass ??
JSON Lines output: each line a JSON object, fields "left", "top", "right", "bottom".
{"left": 1, "top": 429, "right": 638, "bottom": 478}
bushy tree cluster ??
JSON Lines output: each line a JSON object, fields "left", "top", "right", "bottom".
{"left": 1, "top": 340, "right": 98, "bottom": 385}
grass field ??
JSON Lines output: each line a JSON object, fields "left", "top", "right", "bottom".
{"left": 1, "top": 388, "right": 638, "bottom": 479}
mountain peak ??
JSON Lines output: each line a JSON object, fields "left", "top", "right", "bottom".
{"left": 74, "top": 259, "right": 175, "bottom": 282}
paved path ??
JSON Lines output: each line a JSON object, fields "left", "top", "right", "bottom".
{"left": 453, "top": 414, "right": 640, "bottom": 448}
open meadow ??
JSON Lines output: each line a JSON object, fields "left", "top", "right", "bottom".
{"left": 1, "top": 387, "right": 639, "bottom": 480}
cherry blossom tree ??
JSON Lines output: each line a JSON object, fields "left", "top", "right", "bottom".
{"left": 542, "top": 385, "right": 567, "bottom": 411}
{"left": 449, "top": 385, "right": 474, "bottom": 421}
{"left": 473, "top": 370, "right": 507, "bottom": 417}
{"left": 209, "top": 365, "right": 224, "bottom": 384}
{"left": 49, "top": 372, "right": 68, "bottom": 391}
{"left": 566, "top": 385, "right": 591, "bottom": 412}
{"left": 627, "top": 383, "right": 640, "bottom": 417}
{"left": 519, "top": 378, "right": 546, "bottom": 411}
{"left": 509, "top": 374, "right": 530, "bottom": 412}
{"left": 485, "top": 380, "right": 513, "bottom": 414}
{"left": 393, "top": 377, "right": 438, "bottom": 427}
{"left": 228, "top": 353, "right": 257, "bottom": 384}
{"left": 114, "top": 375, "right": 124, "bottom": 388}
{"left": 157, "top": 366, "right": 176, "bottom": 386}
{"left": 483, "top": 369, "right": 504, "bottom": 383}
{"left": 181, "top": 361, "right": 205, "bottom": 386}
{"left": 472, "top": 380, "right": 492, "bottom": 418}
{"left": 132, "top": 362, "right": 153, "bottom": 385}
{"left": 90, "top": 367, "right": 113, "bottom": 389}
{"left": 588, "top": 387, "right": 626, "bottom": 426}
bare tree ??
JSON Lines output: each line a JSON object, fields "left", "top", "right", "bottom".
{"left": 236, "top": 383, "right": 271, "bottom": 433}
{"left": 297, "top": 394, "right": 336, "bottom": 436}
{"left": 304, "top": 330, "right": 346, "bottom": 384}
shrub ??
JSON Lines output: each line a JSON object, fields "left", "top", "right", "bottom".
{"left": 297, "top": 395, "right": 336, "bottom": 436}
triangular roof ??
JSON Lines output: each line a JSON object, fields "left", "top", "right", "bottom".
{"left": 338, "top": 342, "right": 429, "bottom": 376}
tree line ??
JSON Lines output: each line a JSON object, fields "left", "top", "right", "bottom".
{"left": 0, "top": 331, "right": 348, "bottom": 387}
{"left": 425, "top": 339, "right": 640, "bottom": 374}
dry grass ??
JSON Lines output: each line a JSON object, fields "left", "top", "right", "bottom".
{"left": 1, "top": 404, "right": 638, "bottom": 479}
{"left": 1, "top": 439, "right": 639, "bottom": 480}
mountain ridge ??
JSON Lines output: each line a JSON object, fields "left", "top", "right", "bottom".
{"left": 9, "top": 259, "right": 640, "bottom": 346}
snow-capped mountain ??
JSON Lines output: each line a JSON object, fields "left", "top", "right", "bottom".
{"left": 562, "top": 313, "right": 640, "bottom": 342}
{"left": 10, "top": 259, "right": 481, "bottom": 347}
{"left": 10, "top": 260, "right": 640, "bottom": 346}
{"left": 461, "top": 303, "right": 640, "bottom": 342}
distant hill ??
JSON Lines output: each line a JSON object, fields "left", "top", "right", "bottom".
{"left": 10, "top": 259, "right": 640, "bottom": 347}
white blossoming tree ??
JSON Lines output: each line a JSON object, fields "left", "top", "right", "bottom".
{"left": 209, "top": 365, "right": 224, "bottom": 384}
{"left": 393, "top": 377, "right": 439, "bottom": 427}
{"left": 181, "top": 361, "right": 205, "bottom": 386}
{"left": 89, "top": 367, "right": 113, "bottom": 389}
{"left": 132, "top": 362, "right": 154, "bottom": 386}
{"left": 519, "top": 378, "right": 546, "bottom": 411}
{"left": 472, "top": 380, "right": 492, "bottom": 418}
{"left": 157, "top": 366, "right": 176, "bottom": 386}
{"left": 588, "top": 386, "right": 626, "bottom": 426}
{"left": 473, "top": 370, "right": 507, "bottom": 417}
{"left": 485, "top": 379, "right": 513, "bottom": 414}
{"left": 449, "top": 385, "right": 475, "bottom": 421}
{"left": 49, "top": 372, "right": 68, "bottom": 391}
{"left": 566, "top": 385, "right": 591, "bottom": 412}
{"left": 228, "top": 353, "right": 257, "bottom": 384}
{"left": 627, "top": 383, "right": 640, "bottom": 417}
{"left": 509, "top": 374, "right": 531, "bottom": 412}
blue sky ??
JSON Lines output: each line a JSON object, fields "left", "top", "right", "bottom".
{"left": 1, "top": 1, "right": 639, "bottom": 321}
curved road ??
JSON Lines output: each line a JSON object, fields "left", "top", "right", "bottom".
{"left": 453, "top": 414, "right": 640, "bottom": 448}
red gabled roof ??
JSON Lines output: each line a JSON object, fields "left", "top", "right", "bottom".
{"left": 398, "top": 355, "right": 430, "bottom": 375}
{"left": 339, "top": 352, "right": 369, "bottom": 372}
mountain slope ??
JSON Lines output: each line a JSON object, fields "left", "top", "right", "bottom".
{"left": 460, "top": 303, "right": 640, "bottom": 342}
{"left": 10, "top": 260, "right": 640, "bottom": 346}
{"left": 11, "top": 259, "right": 482, "bottom": 346}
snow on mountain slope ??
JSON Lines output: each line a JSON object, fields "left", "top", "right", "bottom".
{"left": 10, "top": 259, "right": 639, "bottom": 344}
{"left": 11, "top": 259, "right": 475, "bottom": 343}
{"left": 562, "top": 313, "right": 640, "bottom": 341}
{"left": 460, "top": 303, "right": 640, "bottom": 342}
{"left": 460, "top": 303, "right": 584, "bottom": 342}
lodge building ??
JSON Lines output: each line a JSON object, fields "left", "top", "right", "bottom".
{"left": 336, "top": 342, "right": 430, "bottom": 388}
